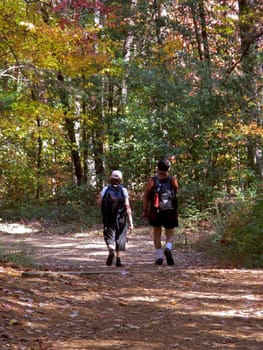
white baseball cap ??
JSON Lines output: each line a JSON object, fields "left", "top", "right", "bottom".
{"left": 110, "top": 170, "right": 123, "bottom": 180}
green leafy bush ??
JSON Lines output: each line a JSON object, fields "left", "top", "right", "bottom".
{"left": 226, "top": 199, "right": 263, "bottom": 267}
{"left": 211, "top": 195, "right": 263, "bottom": 267}
{"left": 212, "top": 195, "right": 253, "bottom": 243}
{"left": 0, "top": 183, "right": 101, "bottom": 227}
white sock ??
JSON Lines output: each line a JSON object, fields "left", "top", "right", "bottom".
{"left": 165, "top": 242, "right": 173, "bottom": 250}
{"left": 156, "top": 249, "right": 163, "bottom": 259}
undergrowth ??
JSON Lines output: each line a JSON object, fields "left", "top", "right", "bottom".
{"left": 0, "top": 188, "right": 262, "bottom": 268}
{"left": 200, "top": 194, "right": 263, "bottom": 268}
{"left": 0, "top": 245, "right": 37, "bottom": 268}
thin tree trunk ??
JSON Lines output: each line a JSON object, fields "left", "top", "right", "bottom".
{"left": 92, "top": 129, "right": 104, "bottom": 190}
{"left": 190, "top": 3, "right": 203, "bottom": 61}
{"left": 31, "top": 88, "right": 43, "bottom": 199}
{"left": 57, "top": 72, "right": 83, "bottom": 185}
{"left": 36, "top": 116, "right": 42, "bottom": 200}
{"left": 238, "top": 0, "right": 262, "bottom": 179}
{"left": 198, "top": 0, "right": 210, "bottom": 65}
{"left": 122, "top": 0, "right": 137, "bottom": 105}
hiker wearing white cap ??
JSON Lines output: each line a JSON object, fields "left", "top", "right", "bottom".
{"left": 98, "top": 170, "right": 133, "bottom": 267}
{"left": 110, "top": 170, "right": 123, "bottom": 180}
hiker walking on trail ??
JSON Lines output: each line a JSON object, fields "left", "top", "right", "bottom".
{"left": 142, "top": 158, "right": 179, "bottom": 266}
{"left": 98, "top": 170, "right": 133, "bottom": 267}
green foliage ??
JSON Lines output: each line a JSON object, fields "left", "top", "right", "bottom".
{"left": 0, "top": 245, "right": 37, "bottom": 268}
{"left": 0, "top": 91, "right": 17, "bottom": 111}
{"left": 0, "top": 0, "right": 262, "bottom": 226}
{"left": 210, "top": 194, "right": 263, "bottom": 267}
{"left": 1, "top": 189, "right": 99, "bottom": 227}
{"left": 226, "top": 198, "right": 263, "bottom": 267}
{"left": 182, "top": 203, "right": 206, "bottom": 223}
{"left": 212, "top": 195, "right": 252, "bottom": 240}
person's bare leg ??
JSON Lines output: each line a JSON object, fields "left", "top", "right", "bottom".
{"left": 153, "top": 226, "right": 163, "bottom": 265}
{"left": 164, "top": 228, "right": 175, "bottom": 265}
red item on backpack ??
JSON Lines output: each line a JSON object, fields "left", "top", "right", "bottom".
{"left": 153, "top": 192, "right": 159, "bottom": 208}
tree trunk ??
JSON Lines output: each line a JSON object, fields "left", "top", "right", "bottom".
{"left": 36, "top": 116, "right": 42, "bottom": 200}
{"left": 122, "top": 0, "right": 138, "bottom": 105}
{"left": 30, "top": 88, "right": 43, "bottom": 200}
{"left": 189, "top": 0, "right": 211, "bottom": 79}
{"left": 81, "top": 99, "right": 88, "bottom": 185}
{"left": 92, "top": 129, "right": 104, "bottom": 190}
{"left": 198, "top": 0, "right": 210, "bottom": 65}
{"left": 64, "top": 117, "right": 83, "bottom": 185}
{"left": 57, "top": 72, "right": 83, "bottom": 185}
{"left": 238, "top": 0, "right": 262, "bottom": 179}
{"left": 190, "top": 3, "right": 203, "bottom": 61}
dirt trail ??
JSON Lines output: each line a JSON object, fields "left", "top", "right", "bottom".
{"left": 0, "top": 224, "right": 262, "bottom": 350}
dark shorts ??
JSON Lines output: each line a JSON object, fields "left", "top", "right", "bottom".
{"left": 148, "top": 209, "right": 178, "bottom": 229}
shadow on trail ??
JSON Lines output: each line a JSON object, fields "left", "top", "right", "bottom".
{"left": 0, "top": 227, "right": 262, "bottom": 350}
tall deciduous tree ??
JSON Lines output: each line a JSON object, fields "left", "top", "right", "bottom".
{"left": 238, "top": 0, "right": 263, "bottom": 179}
{"left": 0, "top": 0, "right": 262, "bottom": 208}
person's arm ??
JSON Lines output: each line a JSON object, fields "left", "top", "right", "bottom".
{"left": 142, "top": 178, "right": 154, "bottom": 217}
{"left": 125, "top": 198, "right": 134, "bottom": 230}
{"left": 172, "top": 176, "right": 179, "bottom": 191}
{"left": 97, "top": 194, "right": 103, "bottom": 206}
{"left": 122, "top": 187, "right": 133, "bottom": 230}
{"left": 97, "top": 186, "right": 107, "bottom": 206}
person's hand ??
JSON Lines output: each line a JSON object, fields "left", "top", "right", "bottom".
{"left": 129, "top": 223, "right": 134, "bottom": 231}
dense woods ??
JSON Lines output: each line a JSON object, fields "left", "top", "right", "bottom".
{"left": 1, "top": 5, "right": 263, "bottom": 349}
{"left": 0, "top": 0, "right": 262, "bottom": 214}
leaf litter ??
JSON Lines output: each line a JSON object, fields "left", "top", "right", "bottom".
{"left": 0, "top": 225, "right": 262, "bottom": 349}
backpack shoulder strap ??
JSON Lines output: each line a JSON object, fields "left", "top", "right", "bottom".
{"left": 152, "top": 175, "right": 160, "bottom": 190}
{"left": 153, "top": 175, "right": 174, "bottom": 188}
{"left": 167, "top": 175, "right": 173, "bottom": 186}
{"left": 102, "top": 185, "right": 110, "bottom": 199}
{"left": 103, "top": 184, "right": 124, "bottom": 197}
{"left": 116, "top": 185, "right": 125, "bottom": 199}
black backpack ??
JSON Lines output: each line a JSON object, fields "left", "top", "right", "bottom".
{"left": 101, "top": 184, "right": 126, "bottom": 224}
{"left": 152, "top": 175, "right": 178, "bottom": 212}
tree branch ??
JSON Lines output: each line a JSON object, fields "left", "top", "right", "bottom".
{"left": 224, "top": 28, "right": 263, "bottom": 80}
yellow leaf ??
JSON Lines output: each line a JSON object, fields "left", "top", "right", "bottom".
{"left": 9, "top": 319, "right": 19, "bottom": 325}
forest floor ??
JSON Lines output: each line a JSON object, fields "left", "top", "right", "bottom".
{"left": 0, "top": 221, "right": 262, "bottom": 350}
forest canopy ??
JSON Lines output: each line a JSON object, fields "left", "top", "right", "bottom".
{"left": 0, "top": 0, "right": 262, "bottom": 212}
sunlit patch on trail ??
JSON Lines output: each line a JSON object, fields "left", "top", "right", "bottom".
{"left": 0, "top": 223, "right": 36, "bottom": 234}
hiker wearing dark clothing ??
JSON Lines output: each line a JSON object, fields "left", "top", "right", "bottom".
{"left": 142, "top": 158, "right": 179, "bottom": 266}
{"left": 98, "top": 170, "right": 133, "bottom": 267}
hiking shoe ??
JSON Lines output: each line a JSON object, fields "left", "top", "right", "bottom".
{"left": 154, "top": 258, "right": 163, "bottom": 266}
{"left": 106, "top": 249, "right": 114, "bottom": 266}
{"left": 164, "top": 248, "right": 174, "bottom": 266}
{"left": 116, "top": 258, "right": 124, "bottom": 267}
